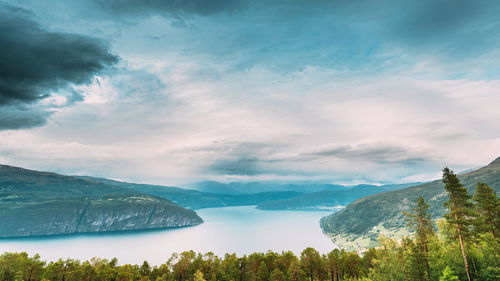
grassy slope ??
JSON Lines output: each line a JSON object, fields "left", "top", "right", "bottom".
{"left": 320, "top": 157, "right": 500, "bottom": 250}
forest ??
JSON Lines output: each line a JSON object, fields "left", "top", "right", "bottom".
{"left": 1, "top": 168, "right": 498, "bottom": 281}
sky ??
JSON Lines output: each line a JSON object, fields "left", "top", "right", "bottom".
{"left": 1, "top": 0, "right": 500, "bottom": 185}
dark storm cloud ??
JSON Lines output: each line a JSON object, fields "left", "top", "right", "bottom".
{"left": 0, "top": 105, "right": 51, "bottom": 130}
{"left": 199, "top": 141, "right": 282, "bottom": 176}
{"left": 22, "top": 0, "right": 498, "bottom": 76}
{"left": 201, "top": 140, "right": 431, "bottom": 176}
{"left": 0, "top": 3, "right": 118, "bottom": 129}
{"left": 304, "top": 144, "right": 428, "bottom": 165}
{"left": 91, "top": 0, "right": 499, "bottom": 73}
{"left": 94, "top": 0, "right": 243, "bottom": 16}
{"left": 207, "top": 157, "right": 261, "bottom": 176}
{"left": 398, "top": 0, "right": 476, "bottom": 38}
{"left": 388, "top": 0, "right": 500, "bottom": 57}
{"left": 206, "top": 156, "right": 294, "bottom": 176}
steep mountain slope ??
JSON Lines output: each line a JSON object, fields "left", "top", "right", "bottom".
{"left": 256, "top": 183, "right": 415, "bottom": 210}
{"left": 79, "top": 177, "right": 302, "bottom": 209}
{"left": 320, "top": 157, "right": 500, "bottom": 250}
{"left": 0, "top": 165, "right": 202, "bottom": 238}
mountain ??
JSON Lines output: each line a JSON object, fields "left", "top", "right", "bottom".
{"left": 77, "top": 177, "right": 302, "bottom": 209}
{"left": 80, "top": 178, "right": 417, "bottom": 210}
{"left": 0, "top": 165, "right": 202, "bottom": 238}
{"left": 187, "top": 181, "right": 349, "bottom": 194}
{"left": 256, "top": 183, "right": 416, "bottom": 210}
{"left": 186, "top": 181, "right": 244, "bottom": 195}
{"left": 320, "top": 157, "right": 500, "bottom": 251}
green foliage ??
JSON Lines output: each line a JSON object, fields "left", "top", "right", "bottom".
{"left": 404, "top": 196, "right": 434, "bottom": 281}
{"left": 439, "top": 267, "right": 459, "bottom": 281}
{"left": 472, "top": 233, "right": 500, "bottom": 281}
{"left": 0, "top": 249, "right": 378, "bottom": 281}
{"left": 270, "top": 268, "right": 286, "bottom": 281}
{"left": 367, "top": 177, "right": 500, "bottom": 281}
{"left": 193, "top": 270, "right": 206, "bottom": 281}
{"left": 0, "top": 252, "right": 45, "bottom": 281}
{"left": 472, "top": 182, "right": 500, "bottom": 237}
{"left": 368, "top": 236, "right": 407, "bottom": 281}
{"left": 442, "top": 167, "right": 474, "bottom": 240}
{"left": 300, "top": 248, "right": 323, "bottom": 281}
{"left": 442, "top": 168, "right": 474, "bottom": 281}
{"left": 405, "top": 196, "right": 435, "bottom": 239}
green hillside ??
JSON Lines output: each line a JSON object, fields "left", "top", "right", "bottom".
{"left": 0, "top": 165, "right": 202, "bottom": 238}
{"left": 320, "top": 157, "right": 500, "bottom": 250}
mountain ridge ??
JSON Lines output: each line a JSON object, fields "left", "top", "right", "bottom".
{"left": 0, "top": 165, "right": 203, "bottom": 238}
{"left": 187, "top": 181, "right": 349, "bottom": 194}
{"left": 320, "top": 157, "right": 500, "bottom": 251}
{"left": 77, "top": 176, "right": 303, "bottom": 209}
{"left": 256, "top": 183, "right": 417, "bottom": 210}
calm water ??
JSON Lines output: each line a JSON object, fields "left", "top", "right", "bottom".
{"left": 0, "top": 206, "right": 337, "bottom": 265}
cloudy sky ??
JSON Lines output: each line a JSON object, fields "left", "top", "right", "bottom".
{"left": 1, "top": 0, "right": 499, "bottom": 185}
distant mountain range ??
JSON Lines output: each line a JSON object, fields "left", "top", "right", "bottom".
{"left": 320, "top": 156, "right": 500, "bottom": 251}
{"left": 256, "top": 183, "right": 417, "bottom": 210}
{"left": 186, "top": 181, "right": 350, "bottom": 194}
{"left": 0, "top": 162, "right": 427, "bottom": 239}
{"left": 77, "top": 177, "right": 303, "bottom": 209}
{"left": 79, "top": 178, "right": 419, "bottom": 211}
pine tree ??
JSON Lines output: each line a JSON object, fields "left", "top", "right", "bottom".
{"left": 269, "top": 268, "right": 286, "bottom": 281}
{"left": 140, "top": 260, "right": 151, "bottom": 277}
{"left": 300, "top": 248, "right": 322, "bottom": 281}
{"left": 257, "top": 261, "right": 268, "bottom": 281}
{"left": 442, "top": 167, "right": 474, "bottom": 281}
{"left": 404, "top": 196, "right": 434, "bottom": 281}
{"left": 325, "top": 249, "right": 340, "bottom": 281}
{"left": 472, "top": 182, "right": 499, "bottom": 237}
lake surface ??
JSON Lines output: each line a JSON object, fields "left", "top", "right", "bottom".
{"left": 0, "top": 206, "right": 337, "bottom": 265}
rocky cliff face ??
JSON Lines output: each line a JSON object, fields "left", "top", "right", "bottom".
{"left": 0, "top": 165, "right": 203, "bottom": 238}
{"left": 1, "top": 195, "right": 203, "bottom": 238}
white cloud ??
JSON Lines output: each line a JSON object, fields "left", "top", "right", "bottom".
{"left": 1, "top": 54, "right": 499, "bottom": 185}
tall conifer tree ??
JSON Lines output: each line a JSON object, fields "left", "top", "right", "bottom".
{"left": 405, "top": 196, "right": 434, "bottom": 281}
{"left": 442, "top": 167, "right": 474, "bottom": 281}
{"left": 472, "top": 182, "right": 499, "bottom": 237}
